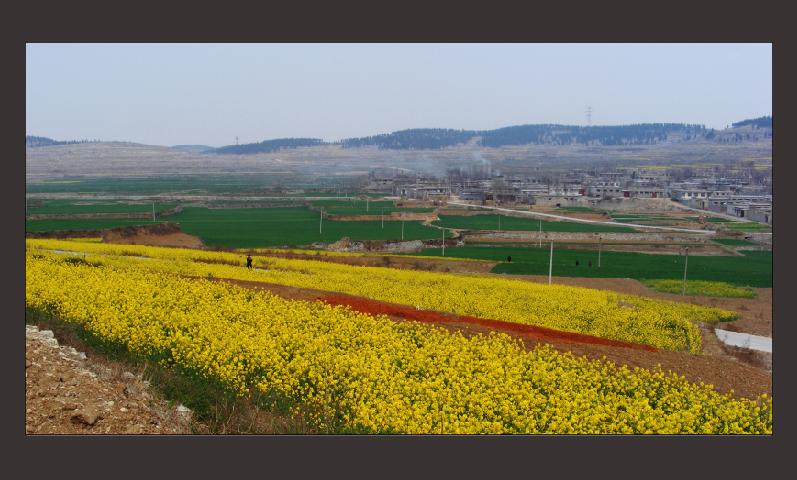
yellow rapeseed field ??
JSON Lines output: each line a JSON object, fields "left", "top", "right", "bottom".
{"left": 26, "top": 239, "right": 738, "bottom": 352}
{"left": 643, "top": 279, "right": 757, "bottom": 298}
{"left": 25, "top": 251, "right": 771, "bottom": 434}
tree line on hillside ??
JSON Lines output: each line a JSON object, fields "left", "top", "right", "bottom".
{"left": 26, "top": 136, "right": 101, "bottom": 147}
{"left": 340, "top": 129, "right": 476, "bottom": 150}
{"left": 479, "top": 123, "right": 707, "bottom": 147}
{"left": 339, "top": 123, "right": 708, "bottom": 149}
{"left": 211, "top": 138, "right": 326, "bottom": 154}
{"left": 207, "top": 118, "right": 771, "bottom": 154}
{"left": 731, "top": 116, "right": 772, "bottom": 129}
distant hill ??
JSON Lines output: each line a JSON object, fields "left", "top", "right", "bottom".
{"left": 171, "top": 145, "right": 214, "bottom": 154}
{"left": 26, "top": 135, "right": 100, "bottom": 147}
{"left": 338, "top": 123, "right": 709, "bottom": 150}
{"left": 209, "top": 123, "right": 717, "bottom": 154}
{"left": 58, "top": 117, "right": 767, "bottom": 155}
{"left": 707, "top": 116, "right": 772, "bottom": 144}
{"left": 340, "top": 128, "right": 476, "bottom": 150}
{"left": 479, "top": 123, "right": 707, "bottom": 147}
{"left": 732, "top": 116, "right": 772, "bottom": 129}
{"left": 209, "top": 138, "right": 326, "bottom": 155}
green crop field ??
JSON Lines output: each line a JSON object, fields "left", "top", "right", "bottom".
{"left": 641, "top": 279, "right": 757, "bottom": 298}
{"left": 26, "top": 199, "right": 178, "bottom": 215}
{"left": 612, "top": 218, "right": 679, "bottom": 225}
{"left": 719, "top": 222, "right": 771, "bottom": 231}
{"left": 609, "top": 213, "right": 665, "bottom": 219}
{"left": 410, "top": 246, "right": 771, "bottom": 287}
{"left": 555, "top": 206, "right": 605, "bottom": 214}
{"left": 686, "top": 216, "right": 738, "bottom": 223}
{"left": 26, "top": 175, "right": 365, "bottom": 195}
{"left": 610, "top": 214, "right": 675, "bottom": 222}
{"left": 607, "top": 213, "right": 681, "bottom": 225}
{"left": 25, "top": 204, "right": 448, "bottom": 247}
{"left": 309, "top": 199, "right": 434, "bottom": 215}
{"left": 310, "top": 199, "right": 394, "bottom": 208}
{"left": 26, "top": 176, "right": 270, "bottom": 194}
{"left": 168, "top": 207, "right": 450, "bottom": 248}
{"left": 325, "top": 206, "right": 435, "bottom": 215}
{"left": 433, "top": 214, "right": 636, "bottom": 233}
{"left": 713, "top": 238, "right": 756, "bottom": 246}
{"left": 26, "top": 218, "right": 164, "bottom": 232}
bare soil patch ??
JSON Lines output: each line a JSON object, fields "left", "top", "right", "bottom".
{"left": 26, "top": 325, "right": 192, "bottom": 435}
{"left": 252, "top": 251, "right": 497, "bottom": 274}
{"left": 104, "top": 231, "right": 204, "bottom": 248}
{"left": 103, "top": 223, "right": 204, "bottom": 248}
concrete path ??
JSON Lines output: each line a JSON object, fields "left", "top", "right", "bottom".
{"left": 715, "top": 329, "right": 772, "bottom": 353}
{"left": 447, "top": 202, "right": 715, "bottom": 235}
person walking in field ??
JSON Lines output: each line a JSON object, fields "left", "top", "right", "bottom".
{"left": 246, "top": 255, "right": 253, "bottom": 270}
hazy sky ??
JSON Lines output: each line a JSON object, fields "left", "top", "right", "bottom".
{"left": 26, "top": 43, "right": 772, "bottom": 147}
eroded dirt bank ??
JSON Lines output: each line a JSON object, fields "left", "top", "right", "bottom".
{"left": 25, "top": 324, "right": 192, "bottom": 435}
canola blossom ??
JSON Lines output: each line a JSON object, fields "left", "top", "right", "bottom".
{"left": 642, "top": 279, "right": 757, "bottom": 299}
{"left": 26, "top": 239, "right": 738, "bottom": 352}
{"left": 25, "top": 252, "right": 771, "bottom": 434}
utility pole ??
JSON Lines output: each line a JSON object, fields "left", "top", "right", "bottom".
{"left": 319, "top": 208, "right": 324, "bottom": 234}
{"left": 538, "top": 220, "right": 542, "bottom": 248}
{"left": 401, "top": 220, "right": 405, "bottom": 240}
{"left": 366, "top": 197, "right": 369, "bottom": 213}
{"left": 598, "top": 236, "right": 602, "bottom": 268}
{"left": 548, "top": 241, "right": 554, "bottom": 285}
{"left": 682, "top": 246, "right": 689, "bottom": 296}
{"left": 498, "top": 215, "right": 501, "bottom": 231}
{"left": 442, "top": 229, "right": 445, "bottom": 256}
{"left": 152, "top": 202, "right": 156, "bottom": 222}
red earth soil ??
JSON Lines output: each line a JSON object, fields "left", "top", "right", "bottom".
{"left": 320, "top": 294, "right": 657, "bottom": 352}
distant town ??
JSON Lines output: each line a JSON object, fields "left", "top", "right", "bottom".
{"left": 364, "top": 161, "right": 772, "bottom": 225}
